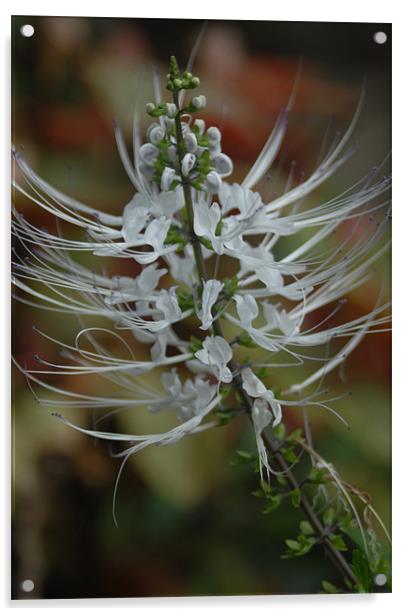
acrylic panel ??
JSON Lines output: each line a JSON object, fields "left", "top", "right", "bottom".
{"left": 11, "top": 16, "right": 391, "bottom": 599}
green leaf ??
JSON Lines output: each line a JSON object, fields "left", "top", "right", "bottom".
{"left": 352, "top": 548, "right": 373, "bottom": 593}
{"left": 323, "top": 506, "right": 336, "bottom": 527}
{"left": 255, "top": 367, "right": 268, "bottom": 379}
{"left": 223, "top": 275, "right": 239, "bottom": 298}
{"left": 219, "top": 385, "right": 231, "bottom": 401}
{"left": 287, "top": 428, "right": 302, "bottom": 443}
{"left": 300, "top": 520, "right": 314, "bottom": 536}
{"left": 322, "top": 580, "right": 341, "bottom": 594}
{"left": 231, "top": 449, "right": 257, "bottom": 465}
{"left": 262, "top": 494, "right": 282, "bottom": 514}
{"left": 282, "top": 447, "right": 297, "bottom": 463}
{"left": 236, "top": 331, "right": 257, "bottom": 348}
{"left": 177, "top": 289, "right": 195, "bottom": 311}
{"left": 189, "top": 335, "right": 203, "bottom": 353}
{"left": 199, "top": 237, "right": 213, "bottom": 251}
{"left": 276, "top": 473, "right": 287, "bottom": 487}
{"left": 273, "top": 423, "right": 286, "bottom": 441}
{"left": 215, "top": 409, "right": 236, "bottom": 426}
{"left": 329, "top": 533, "right": 348, "bottom": 551}
{"left": 308, "top": 467, "right": 328, "bottom": 485}
{"left": 285, "top": 539, "right": 301, "bottom": 551}
{"left": 290, "top": 488, "right": 301, "bottom": 508}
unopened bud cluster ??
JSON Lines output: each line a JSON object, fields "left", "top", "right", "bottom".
{"left": 140, "top": 57, "right": 233, "bottom": 194}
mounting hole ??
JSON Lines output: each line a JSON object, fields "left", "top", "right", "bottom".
{"left": 373, "top": 31, "right": 387, "bottom": 45}
{"left": 374, "top": 573, "right": 387, "bottom": 586}
{"left": 20, "top": 24, "right": 35, "bottom": 38}
{"left": 21, "top": 579, "right": 35, "bottom": 593}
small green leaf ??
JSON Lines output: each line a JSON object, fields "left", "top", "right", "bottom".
{"left": 287, "top": 428, "right": 302, "bottom": 443}
{"left": 236, "top": 331, "right": 257, "bottom": 348}
{"left": 282, "top": 447, "right": 297, "bottom": 463}
{"left": 276, "top": 473, "right": 287, "bottom": 487}
{"left": 299, "top": 521, "right": 314, "bottom": 535}
{"left": 255, "top": 367, "right": 268, "bottom": 379}
{"left": 322, "top": 580, "right": 341, "bottom": 594}
{"left": 176, "top": 288, "right": 194, "bottom": 311}
{"left": 189, "top": 335, "right": 203, "bottom": 353}
{"left": 291, "top": 489, "right": 301, "bottom": 508}
{"left": 273, "top": 423, "right": 286, "bottom": 441}
{"left": 262, "top": 494, "right": 282, "bottom": 514}
{"left": 232, "top": 449, "right": 257, "bottom": 465}
{"left": 215, "top": 409, "right": 236, "bottom": 426}
{"left": 285, "top": 539, "right": 301, "bottom": 551}
{"left": 352, "top": 548, "right": 373, "bottom": 593}
{"left": 308, "top": 467, "right": 328, "bottom": 485}
{"left": 219, "top": 385, "right": 231, "bottom": 401}
{"left": 329, "top": 533, "right": 348, "bottom": 551}
{"left": 223, "top": 275, "right": 239, "bottom": 299}
{"left": 323, "top": 507, "right": 336, "bottom": 527}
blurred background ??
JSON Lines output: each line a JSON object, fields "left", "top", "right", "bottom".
{"left": 11, "top": 17, "right": 391, "bottom": 598}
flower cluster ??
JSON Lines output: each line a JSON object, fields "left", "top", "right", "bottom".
{"left": 12, "top": 56, "right": 391, "bottom": 511}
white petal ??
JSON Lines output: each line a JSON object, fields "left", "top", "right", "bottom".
{"left": 155, "top": 288, "right": 182, "bottom": 323}
{"left": 122, "top": 195, "right": 150, "bottom": 243}
{"left": 234, "top": 294, "right": 259, "bottom": 329}
{"left": 199, "top": 279, "right": 224, "bottom": 330}
{"left": 193, "top": 200, "right": 220, "bottom": 238}
{"left": 136, "top": 263, "right": 167, "bottom": 296}
{"left": 241, "top": 367, "right": 267, "bottom": 397}
{"left": 144, "top": 217, "right": 171, "bottom": 252}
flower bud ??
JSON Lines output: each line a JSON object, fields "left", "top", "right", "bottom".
{"left": 174, "top": 78, "right": 182, "bottom": 89}
{"left": 149, "top": 126, "right": 165, "bottom": 145}
{"left": 145, "top": 102, "right": 155, "bottom": 114}
{"left": 181, "top": 122, "right": 191, "bottom": 136}
{"left": 182, "top": 153, "right": 196, "bottom": 177}
{"left": 212, "top": 153, "right": 233, "bottom": 177}
{"left": 185, "top": 132, "right": 198, "bottom": 153}
{"left": 146, "top": 122, "right": 158, "bottom": 140}
{"left": 167, "top": 145, "right": 177, "bottom": 164}
{"left": 191, "top": 95, "right": 207, "bottom": 110}
{"left": 191, "top": 77, "right": 200, "bottom": 87}
{"left": 139, "top": 143, "right": 158, "bottom": 166}
{"left": 161, "top": 167, "right": 177, "bottom": 191}
{"left": 204, "top": 170, "right": 222, "bottom": 193}
{"left": 194, "top": 119, "right": 206, "bottom": 136}
{"left": 138, "top": 161, "right": 155, "bottom": 180}
{"left": 165, "top": 103, "right": 177, "bottom": 118}
{"left": 164, "top": 117, "right": 175, "bottom": 132}
{"left": 207, "top": 127, "right": 221, "bottom": 145}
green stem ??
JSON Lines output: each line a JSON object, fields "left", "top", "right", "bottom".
{"left": 173, "top": 92, "right": 208, "bottom": 284}
{"left": 172, "top": 87, "right": 357, "bottom": 589}
{"left": 263, "top": 433, "right": 358, "bottom": 587}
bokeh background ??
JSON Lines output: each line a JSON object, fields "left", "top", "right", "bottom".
{"left": 11, "top": 17, "right": 391, "bottom": 598}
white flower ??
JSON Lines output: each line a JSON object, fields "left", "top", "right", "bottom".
{"left": 204, "top": 170, "right": 222, "bottom": 193}
{"left": 155, "top": 288, "right": 183, "bottom": 325}
{"left": 198, "top": 279, "right": 224, "bottom": 330}
{"left": 241, "top": 367, "right": 282, "bottom": 477}
{"left": 11, "top": 57, "right": 390, "bottom": 516}
{"left": 193, "top": 199, "right": 222, "bottom": 254}
{"left": 195, "top": 336, "right": 233, "bottom": 383}
{"left": 121, "top": 196, "right": 149, "bottom": 243}
{"left": 234, "top": 294, "right": 259, "bottom": 329}
{"left": 182, "top": 152, "right": 196, "bottom": 176}
{"left": 241, "top": 367, "right": 282, "bottom": 427}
